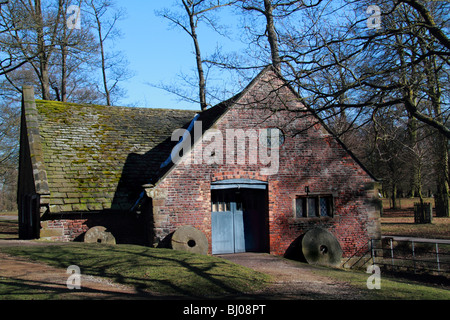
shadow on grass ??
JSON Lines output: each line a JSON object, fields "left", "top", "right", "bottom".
{"left": 0, "top": 276, "right": 151, "bottom": 300}
{"left": 0, "top": 244, "right": 270, "bottom": 299}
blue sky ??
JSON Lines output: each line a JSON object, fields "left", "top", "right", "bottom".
{"left": 113, "top": 1, "right": 245, "bottom": 110}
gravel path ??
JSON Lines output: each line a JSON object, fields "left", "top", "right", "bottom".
{"left": 219, "top": 253, "right": 369, "bottom": 300}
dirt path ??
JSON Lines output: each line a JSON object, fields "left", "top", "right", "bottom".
{"left": 0, "top": 216, "right": 18, "bottom": 221}
{"left": 220, "top": 253, "right": 369, "bottom": 300}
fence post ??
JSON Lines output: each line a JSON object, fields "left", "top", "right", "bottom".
{"left": 390, "top": 238, "right": 394, "bottom": 269}
{"left": 412, "top": 241, "right": 416, "bottom": 274}
{"left": 436, "top": 243, "right": 440, "bottom": 272}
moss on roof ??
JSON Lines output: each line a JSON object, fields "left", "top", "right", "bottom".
{"left": 34, "top": 100, "right": 198, "bottom": 213}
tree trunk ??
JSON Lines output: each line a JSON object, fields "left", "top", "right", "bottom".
{"left": 434, "top": 132, "right": 449, "bottom": 217}
{"left": 95, "top": 15, "right": 111, "bottom": 106}
{"left": 61, "top": 43, "right": 67, "bottom": 102}
{"left": 391, "top": 183, "right": 398, "bottom": 209}
{"left": 263, "top": 0, "right": 281, "bottom": 71}
{"left": 186, "top": 3, "right": 207, "bottom": 111}
{"left": 34, "top": 0, "right": 50, "bottom": 100}
{"left": 408, "top": 114, "right": 423, "bottom": 200}
{"left": 60, "top": 4, "right": 68, "bottom": 102}
{"left": 425, "top": 55, "right": 449, "bottom": 217}
{"left": 40, "top": 61, "right": 50, "bottom": 100}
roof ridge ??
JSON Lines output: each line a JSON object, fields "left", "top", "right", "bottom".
{"left": 35, "top": 99, "right": 200, "bottom": 113}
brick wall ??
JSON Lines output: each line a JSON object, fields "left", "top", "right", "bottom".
{"left": 39, "top": 212, "right": 147, "bottom": 244}
{"left": 149, "top": 70, "right": 380, "bottom": 257}
{"left": 40, "top": 218, "right": 88, "bottom": 242}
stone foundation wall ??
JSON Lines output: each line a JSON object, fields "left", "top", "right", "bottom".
{"left": 39, "top": 212, "right": 147, "bottom": 245}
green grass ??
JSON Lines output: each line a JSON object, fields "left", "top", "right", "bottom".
{"left": 0, "top": 243, "right": 271, "bottom": 299}
{"left": 308, "top": 263, "right": 450, "bottom": 300}
{"left": 0, "top": 220, "right": 18, "bottom": 240}
{"left": 0, "top": 277, "right": 78, "bottom": 300}
{"left": 381, "top": 216, "right": 450, "bottom": 239}
{"left": 380, "top": 197, "right": 450, "bottom": 239}
{"left": 382, "top": 197, "right": 435, "bottom": 210}
{"left": 0, "top": 211, "right": 17, "bottom": 216}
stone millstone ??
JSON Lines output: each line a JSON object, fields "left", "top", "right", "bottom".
{"left": 84, "top": 226, "right": 116, "bottom": 245}
{"left": 302, "top": 228, "right": 343, "bottom": 267}
{"left": 171, "top": 225, "right": 208, "bottom": 255}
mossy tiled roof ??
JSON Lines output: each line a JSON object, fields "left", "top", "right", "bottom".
{"left": 35, "top": 100, "right": 198, "bottom": 213}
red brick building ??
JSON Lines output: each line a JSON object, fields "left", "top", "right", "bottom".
{"left": 18, "top": 66, "right": 381, "bottom": 262}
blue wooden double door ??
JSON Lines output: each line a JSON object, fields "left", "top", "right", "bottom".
{"left": 211, "top": 188, "right": 268, "bottom": 254}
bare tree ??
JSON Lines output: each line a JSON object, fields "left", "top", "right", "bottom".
{"left": 239, "top": 0, "right": 298, "bottom": 70}
{"left": 159, "top": 0, "right": 237, "bottom": 111}
{"left": 0, "top": 95, "right": 19, "bottom": 211}
{"left": 49, "top": 0, "right": 99, "bottom": 102}
{"left": 0, "top": 0, "right": 66, "bottom": 99}
{"left": 284, "top": 0, "right": 450, "bottom": 138}
{"left": 86, "top": 0, "right": 131, "bottom": 106}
